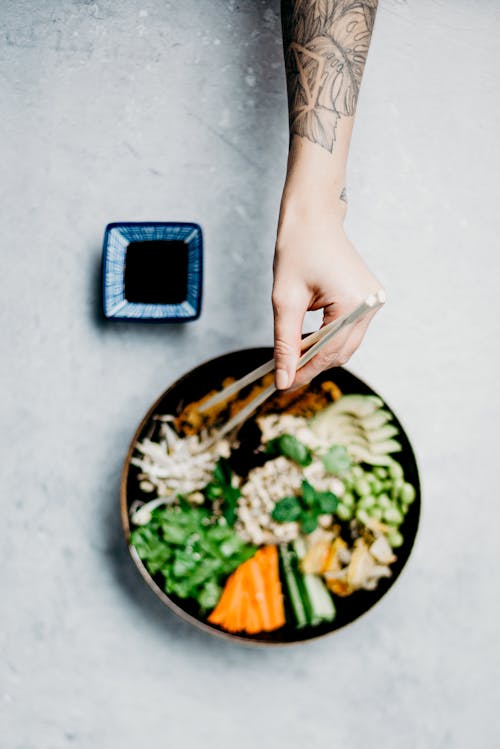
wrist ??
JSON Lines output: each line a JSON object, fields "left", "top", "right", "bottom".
{"left": 280, "top": 178, "right": 346, "bottom": 220}
{"left": 280, "top": 134, "right": 349, "bottom": 225}
{"left": 279, "top": 175, "right": 347, "bottom": 232}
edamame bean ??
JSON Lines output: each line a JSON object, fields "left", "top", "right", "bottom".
{"left": 384, "top": 506, "right": 403, "bottom": 525}
{"left": 374, "top": 467, "right": 387, "bottom": 479}
{"left": 342, "top": 491, "right": 355, "bottom": 508}
{"left": 336, "top": 503, "right": 353, "bottom": 521}
{"left": 355, "top": 509, "right": 370, "bottom": 525}
{"left": 368, "top": 507, "right": 383, "bottom": 520}
{"left": 401, "top": 482, "right": 416, "bottom": 504}
{"left": 371, "top": 478, "right": 384, "bottom": 495}
{"left": 391, "top": 478, "right": 404, "bottom": 500}
{"left": 387, "top": 530, "right": 404, "bottom": 548}
{"left": 359, "top": 494, "right": 376, "bottom": 510}
{"left": 389, "top": 461, "right": 404, "bottom": 480}
{"left": 378, "top": 493, "right": 391, "bottom": 509}
{"left": 354, "top": 478, "right": 371, "bottom": 496}
{"left": 352, "top": 466, "right": 364, "bottom": 480}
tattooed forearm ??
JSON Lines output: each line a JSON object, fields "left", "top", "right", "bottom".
{"left": 281, "top": 0, "right": 378, "bottom": 153}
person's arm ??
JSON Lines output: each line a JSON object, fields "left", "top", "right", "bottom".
{"left": 273, "top": 0, "right": 383, "bottom": 390}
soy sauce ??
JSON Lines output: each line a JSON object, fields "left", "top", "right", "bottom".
{"left": 124, "top": 240, "right": 188, "bottom": 304}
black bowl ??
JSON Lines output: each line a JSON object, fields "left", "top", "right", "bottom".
{"left": 121, "top": 348, "right": 421, "bottom": 646}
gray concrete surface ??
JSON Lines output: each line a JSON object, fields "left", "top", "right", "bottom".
{"left": 1, "top": 1, "right": 499, "bottom": 747}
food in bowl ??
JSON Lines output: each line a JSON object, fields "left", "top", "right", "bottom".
{"left": 126, "top": 374, "right": 417, "bottom": 638}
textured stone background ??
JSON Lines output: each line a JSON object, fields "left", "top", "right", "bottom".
{"left": 1, "top": 1, "right": 499, "bottom": 747}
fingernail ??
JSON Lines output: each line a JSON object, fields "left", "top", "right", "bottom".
{"left": 275, "top": 368, "right": 290, "bottom": 390}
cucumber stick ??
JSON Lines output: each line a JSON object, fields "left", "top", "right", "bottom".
{"left": 293, "top": 540, "right": 336, "bottom": 625}
{"left": 302, "top": 573, "right": 336, "bottom": 625}
{"left": 279, "top": 544, "right": 308, "bottom": 628}
{"left": 279, "top": 542, "right": 336, "bottom": 628}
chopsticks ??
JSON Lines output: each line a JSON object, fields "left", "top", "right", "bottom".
{"left": 201, "top": 289, "right": 385, "bottom": 443}
{"left": 200, "top": 324, "right": 329, "bottom": 414}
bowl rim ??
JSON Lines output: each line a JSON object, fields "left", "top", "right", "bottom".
{"left": 120, "top": 347, "right": 421, "bottom": 647}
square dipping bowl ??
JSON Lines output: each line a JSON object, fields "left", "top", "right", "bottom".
{"left": 102, "top": 221, "right": 203, "bottom": 321}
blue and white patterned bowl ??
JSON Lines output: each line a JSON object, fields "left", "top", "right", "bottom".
{"left": 102, "top": 221, "right": 203, "bottom": 322}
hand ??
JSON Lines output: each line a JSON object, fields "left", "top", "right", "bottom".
{"left": 272, "top": 199, "right": 384, "bottom": 390}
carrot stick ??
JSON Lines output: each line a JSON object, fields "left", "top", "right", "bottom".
{"left": 208, "top": 562, "right": 244, "bottom": 625}
{"left": 207, "top": 569, "right": 237, "bottom": 624}
{"left": 247, "top": 555, "right": 271, "bottom": 631}
{"left": 261, "top": 547, "right": 276, "bottom": 627}
{"left": 243, "top": 560, "right": 257, "bottom": 631}
{"left": 245, "top": 601, "right": 261, "bottom": 634}
{"left": 239, "top": 588, "right": 250, "bottom": 633}
{"left": 207, "top": 545, "right": 285, "bottom": 634}
{"left": 256, "top": 546, "right": 283, "bottom": 629}
{"left": 225, "top": 568, "right": 245, "bottom": 631}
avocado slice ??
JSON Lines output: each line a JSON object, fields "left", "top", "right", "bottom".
{"left": 315, "top": 394, "right": 383, "bottom": 420}
{"left": 348, "top": 446, "right": 394, "bottom": 466}
{"left": 360, "top": 409, "right": 393, "bottom": 430}
{"left": 363, "top": 424, "right": 399, "bottom": 443}
{"left": 369, "top": 438, "right": 402, "bottom": 455}
{"left": 311, "top": 418, "right": 365, "bottom": 442}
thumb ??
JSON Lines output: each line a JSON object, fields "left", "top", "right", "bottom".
{"left": 272, "top": 288, "right": 307, "bottom": 390}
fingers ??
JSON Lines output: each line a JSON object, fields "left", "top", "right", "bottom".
{"left": 290, "top": 308, "right": 377, "bottom": 389}
{"left": 272, "top": 287, "right": 308, "bottom": 390}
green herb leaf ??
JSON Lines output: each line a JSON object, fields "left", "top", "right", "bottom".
{"left": 129, "top": 503, "right": 256, "bottom": 611}
{"left": 264, "top": 438, "right": 280, "bottom": 457}
{"left": 205, "top": 483, "right": 223, "bottom": 499}
{"left": 265, "top": 434, "right": 312, "bottom": 466}
{"left": 203, "top": 459, "right": 241, "bottom": 527}
{"left": 198, "top": 580, "right": 223, "bottom": 611}
{"left": 301, "top": 480, "right": 317, "bottom": 508}
{"left": 300, "top": 511, "right": 319, "bottom": 535}
{"left": 271, "top": 496, "right": 302, "bottom": 523}
{"left": 221, "top": 484, "right": 240, "bottom": 527}
{"left": 279, "top": 434, "right": 312, "bottom": 465}
{"left": 316, "top": 491, "right": 339, "bottom": 514}
{"left": 321, "top": 445, "right": 351, "bottom": 475}
{"left": 214, "top": 457, "right": 232, "bottom": 486}
{"left": 222, "top": 501, "right": 238, "bottom": 528}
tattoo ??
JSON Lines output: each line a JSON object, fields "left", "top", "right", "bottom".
{"left": 281, "top": 0, "right": 378, "bottom": 152}
{"left": 339, "top": 186, "right": 347, "bottom": 202}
